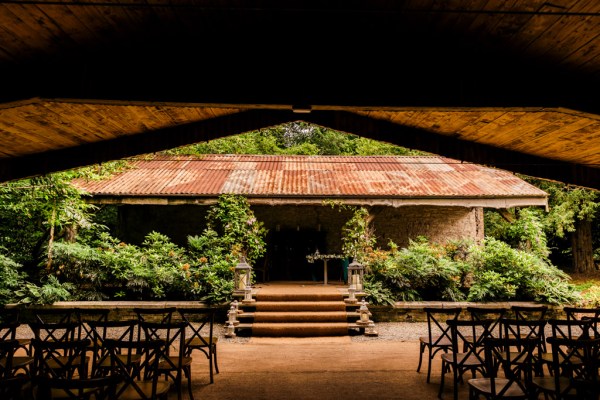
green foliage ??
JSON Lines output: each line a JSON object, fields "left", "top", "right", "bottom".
{"left": 0, "top": 254, "right": 26, "bottom": 305}
{"left": 467, "top": 238, "right": 578, "bottom": 304}
{"left": 484, "top": 208, "right": 550, "bottom": 260}
{"left": 14, "top": 275, "right": 73, "bottom": 305}
{"left": 167, "top": 122, "right": 424, "bottom": 157}
{"left": 0, "top": 174, "right": 97, "bottom": 268}
{"left": 526, "top": 178, "right": 599, "bottom": 238}
{"left": 186, "top": 194, "right": 267, "bottom": 303}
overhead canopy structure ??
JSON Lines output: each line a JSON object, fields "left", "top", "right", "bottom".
{"left": 72, "top": 154, "right": 549, "bottom": 209}
{"left": 0, "top": 1, "right": 599, "bottom": 189}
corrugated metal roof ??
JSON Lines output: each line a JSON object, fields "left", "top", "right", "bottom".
{"left": 73, "top": 154, "right": 548, "bottom": 201}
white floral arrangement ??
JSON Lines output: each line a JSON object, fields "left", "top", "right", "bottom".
{"left": 306, "top": 252, "right": 345, "bottom": 263}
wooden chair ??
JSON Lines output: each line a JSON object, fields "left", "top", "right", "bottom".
{"left": 74, "top": 308, "right": 111, "bottom": 345}
{"left": 0, "top": 339, "right": 30, "bottom": 400}
{"left": 500, "top": 318, "right": 547, "bottom": 377}
{"left": 538, "top": 318, "right": 593, "bottom": 378}
{"left": 439, "top": 318, "right": 492, "bottom": 400}
{"left": 0, "top": 321, "right": 34, "bottom": 377}
{"left": 416, "top": 306, "right": 462, "bottom": 383}
{"left": 468, "top": 336, "right": 539, "bottom": 399}
{"left": 178, "top": 307, "right": 219, "bottom": 384}
{"left": 104, "top": 338, "right": 171, "bottom": 400}
{"left": 0, "top": 308, "right": 32, "bottom": 356}
{"left": 31, "top": 338, "right": 96, "bottom": 398}
{"left": 139, "top": 321, "right": 193, "bottom": 400}
{"left": 532, "top": 337, "right": 600, "bottom": 399}
{"left": 86, "top": 319, "right": 140, "bottom": 379}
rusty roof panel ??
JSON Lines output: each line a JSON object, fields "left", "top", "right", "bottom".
{"left": 73, "top": 154, "right": 547, "bottom": 200}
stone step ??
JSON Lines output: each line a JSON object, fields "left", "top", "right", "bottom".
{"left": 255, "top": 293, "right": 343, "bottom": 302}
{"left": 254, "top": 301, "right": 347, "bottom": 312}
{"left": 253, "top": 311, "right": 348, "bottom": 323}
{"left": 251, "top": 322, "right": 350, "bottom": 337}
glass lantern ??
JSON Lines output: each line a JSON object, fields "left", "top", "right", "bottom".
{"left": 234, "top": 257, "right": 252, "bottom": 294}
{"left": 348, "top": 260, "right": 364, "bottom": 292}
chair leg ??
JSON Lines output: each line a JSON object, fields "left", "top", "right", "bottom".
{"left": 213, "top": 345, "right": 219, "bottom": 373}
{"left": 438, "top": 362, "right": 446, "bottom": 399}
{"left": 427, "top": 345, "right": 434, "bottom": 383}
{"left": 186, "top": 367, "right": 194, "bottom": 400}
{"left": 417, "top": 342, "right": 425, "bottom": 372}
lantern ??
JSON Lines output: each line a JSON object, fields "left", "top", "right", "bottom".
{"left": 348, "top": 260, "right": 364, "bottom": 292}
{"left": 234, "top": 257, "right": 252, "bottom": 294}
{"left": 357, "top": 299, "right": 371, "bottom": 326}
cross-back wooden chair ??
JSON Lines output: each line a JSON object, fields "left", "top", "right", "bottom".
{"left": 86, "top": 319, "right": 140, "bottom": 379}
{"left": 31, "top": 339, "right": 108, "bottom": 399}
{"left": 532, "top": 336, "right": 600, "bottom": 399}
{"left": 0, "top": 308, "right": 31, "bottom": 356}
{"left": 468, "top": 336, "right": 540, "bottom": 399}
{"left": 139, "top": 320, "right": 193, "bottom": 400}
{"left": 0, "top": 339, "right": 30, "bottom": 400}
{"left": 104, "top": 338, "right": 171, "bottom": 400}
{"left": 417, "top": 306, "right": 462, "bottom": 383}
{"left": 178, "top": 307, "right": 219, "bottom": 384}
{"left": 439, "top": 318, "right": 492, "bottom": 400}
{"left": 0, "top": 321, "right": 34, "bottom": 377}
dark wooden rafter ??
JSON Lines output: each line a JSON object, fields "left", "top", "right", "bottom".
{"left": 0, "top": 110, "right": 296, "bottom": 182}
{"left": 299, "top": 111, "right": 600, "bottom": 191}
{"left": 2, "top": 108, "right": 599, "bottom": 191}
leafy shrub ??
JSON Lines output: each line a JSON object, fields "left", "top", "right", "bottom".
{"left": 0, "top": 253, "right": 26, "bottom": 305}
{"left": 467, "top": 238, "right": 578, "bottom": 304}
{"left": 14, "top": 275, "right": 73, "bottom": 305}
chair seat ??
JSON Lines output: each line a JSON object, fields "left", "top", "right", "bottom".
{"left": 116, "top": 380, "right": 171, "bottom": 399}
{"left": 441, "top": 352, "right": 483, "bottom": 367}
{"left": 532, "top": 376, "right": 576, "bottom": 396}
{"left": 419, "top": 336, "right": 452, "bottom": 346}
{"left": 47, "top": 356, "right": 90, "bottom": 370}
{"left": 157, "top": 356, "right": 193, "bottom": 371}
{"left": 469, "top": 377, "right": 527, "bottom": 397}
{"left": 49, "top": 386, "right": 103, "bottom": 399}
{"left": 97, "top": 353, "right": 143, "bottom": 368}
{"left": 186, "top": 337, "right": 218, "bottom": 348}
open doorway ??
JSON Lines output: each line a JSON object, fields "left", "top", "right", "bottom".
{"left": 265, "top": 229, "right": 326, "bottom": 281}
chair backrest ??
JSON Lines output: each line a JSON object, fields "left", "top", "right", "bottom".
{"left": 0, "top": 321, "right": 19, "bottom": 341}
{"left": 28, "top": 321, "right": 80, "bottom": 344}
{"left": 31, "top": 338, "right": 90, "bottom": 379}
{"left": 422, "top": 307, "right": 462, "bottom": 347}
{"left": 133, "top": 307, "right": 176, "bottom": 324}
{"left": 139, "top": 321, "right": 187, "bottom": 360}
{"left": 104, "top": 338, "right": 168, "bottom": 400}
{"left": 0, "top": 339, "right": 19, "bottom": 378}
{"left": 86, "top": 319, "right": 138, "bottom": 377}
{"left": 546, "top": 337, "right": 600, "bottom": 399}
{"left": 547, "top": 318, "right": 593, "bottom": 340}
{"left": 177, "top": 307, "right": 216, "bottom": 351}
{"left": 482, "top": 336, "right": 539, "bottom": 398}
{"left": 467, "top": 306, "right": 508, "bottom": 338}
{"left": 74, "top": 308, "right": 111, "bottom": 343}
{"left": 563, "top": 306, "right": 600, "bottom": 321}
{"left": 511, "top": 305, "right": 548, "bottom": 320}
{"left": 446, "top": 318, "right": 492, "bottom": 369}
{"left": 0, "top": 339, "right": 28, "bottom": 399}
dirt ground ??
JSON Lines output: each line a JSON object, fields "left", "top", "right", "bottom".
{"left": 186, "top": 336, "right": 468, "bottom": 400}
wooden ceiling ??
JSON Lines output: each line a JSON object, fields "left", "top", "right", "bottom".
{"left": 0, "top": 1, "right": 599, "bottom": 189}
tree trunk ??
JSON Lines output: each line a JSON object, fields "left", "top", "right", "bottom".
{"left": 572, "top": 218, "right": 596, "bottom": 273}
{"left": 46, "top": 207, "right": 56, "bottom": 270}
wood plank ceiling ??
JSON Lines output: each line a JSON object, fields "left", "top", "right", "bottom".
{"left": 0, "top": 1, "right": 599, "bottom": 189}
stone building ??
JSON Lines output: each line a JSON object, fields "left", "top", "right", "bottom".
{"left": 74, "top": 154, "right": 548, "bottom": 282}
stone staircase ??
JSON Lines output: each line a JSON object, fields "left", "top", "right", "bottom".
{"left": 233, "top": 282, "right": 372, "bottom": 337}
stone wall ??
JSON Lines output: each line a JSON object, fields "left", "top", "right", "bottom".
{"left": 118, "top": 203, "right": 484, "bottom": 251}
